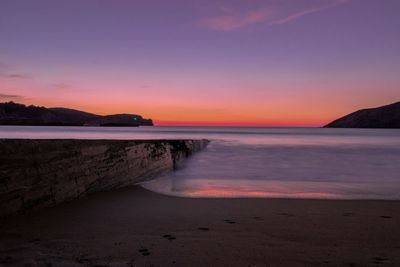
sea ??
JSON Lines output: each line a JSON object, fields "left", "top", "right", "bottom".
{"left": 1, "top": 126, "right": 400, "bottom": 200}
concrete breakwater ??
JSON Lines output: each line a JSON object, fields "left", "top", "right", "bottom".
{"left": 0, "top": 139, "right": 209, "bottom": 217}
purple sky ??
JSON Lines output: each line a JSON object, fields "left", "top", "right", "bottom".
{"left": 0, "top": 0, "right": 399, "bottom": 125}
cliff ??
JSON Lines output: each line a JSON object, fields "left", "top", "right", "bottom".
{"left": 324, "top": 101, "right": 400, "bottom": 128}
{"left": 0, "top": 102, "right": 153, "bottom": 126}
{"left": 0, "top": 139, "right": 209, "bottom": 217}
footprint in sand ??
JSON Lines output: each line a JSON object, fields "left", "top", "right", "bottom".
{"left": 223, "top": 219, "right": 236, "bottom": 224}
{"left": 138, "top": 248, "right": 151, "bottom": 256}
{"left": 276, "top": 212, "right": 295, "bottom": 217}
{"left": 162, "top": 234, "right": 177, "bottom": 240}
{"left": 372, "top": 256, "right": 390, "bottom": 266}
{"left": 75, "top": 253, "right": 90, "bottom": 264}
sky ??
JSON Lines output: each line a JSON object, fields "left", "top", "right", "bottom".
{"left": 0, "top": 0, "right": 399, "bottom": 126}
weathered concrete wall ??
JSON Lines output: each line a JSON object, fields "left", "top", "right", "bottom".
{"left": 0, "top": 139, "right": 209, "bottom": 217}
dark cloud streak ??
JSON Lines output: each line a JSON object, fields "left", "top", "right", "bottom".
{"left": 0, "top": 93, "right": 25, "bottom": 100}
{"left": 0, "top": 72, "right": 31, "bottom": 79}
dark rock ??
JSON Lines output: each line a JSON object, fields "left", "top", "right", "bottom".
{"left": 0, "top": 139, "right": 209, "bottom": 217}
{"left": 324, "top": 101, "right": 400, "bottom": 128}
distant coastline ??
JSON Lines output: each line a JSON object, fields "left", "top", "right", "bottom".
{"left": 2, "top": 101, "right": 400, "bottom": 128}
{"left": 0, "top": 102, "right": 153, "bottom": 127}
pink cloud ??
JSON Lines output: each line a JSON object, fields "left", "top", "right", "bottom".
{"left": 200, "top": 0, "right": 350, "bottom": 31}
{"left": 201, "top": 9, "right": 272, "bottom": 31}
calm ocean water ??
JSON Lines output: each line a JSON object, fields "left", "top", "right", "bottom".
{"left": 1, "top": 126, "right": 400, "bottom": 199}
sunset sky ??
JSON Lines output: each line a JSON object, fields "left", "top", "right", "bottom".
{"left": 0, "top": 0, "right": 399, "bottom": 126}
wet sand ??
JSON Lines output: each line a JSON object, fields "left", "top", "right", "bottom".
{"left": 1, "top": 186, "right": 400, "bottom": 267}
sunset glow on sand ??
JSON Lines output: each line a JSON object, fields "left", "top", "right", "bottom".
{"left": 143, "top": 178, "right": 340, "bottom": 199}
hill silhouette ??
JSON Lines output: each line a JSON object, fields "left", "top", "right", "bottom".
{"left": 324, "top": 102, "right": 400, "bottom": 128}
{"left": 0, "top": 102, "right": 153, "bottom": 126}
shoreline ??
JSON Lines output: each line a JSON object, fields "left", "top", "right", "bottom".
{"left": 1, "top": 186, "right": 399, "bottom": 266}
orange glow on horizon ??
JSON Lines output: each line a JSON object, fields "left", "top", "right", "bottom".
{"left": 3, "top": 81, "right": 396, "bottom": 127}
{"left": 154, "top": 119, "right": 323, "bottom": 127}
{"left": 2, "top": 97, "right": 352, "bottom": 127}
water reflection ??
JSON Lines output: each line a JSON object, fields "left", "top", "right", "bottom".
{"left": 142, "top": 176, "right": 400, "bottom": 199}
{"left": 1, "top": 126, "right": 400, "bottom": 199}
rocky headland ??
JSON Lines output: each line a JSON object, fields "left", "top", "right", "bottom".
{"left": 324, "top": 101, "right": 400, "bottom": 128}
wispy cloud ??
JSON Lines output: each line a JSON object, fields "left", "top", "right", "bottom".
{"left": 0, "top": 73, "right": 30, "bottom": 79}
{"left": 200, "top": 0, "right": 350, "bottom": 31}
{"left": 0, "top": 68, "right": 31, "bottom": 79}
{"left": 0, "top": 93, "right": 25, "bottom": 100}
{"left": 201, "top": 9, "right": 272, "bottom": 31}
{"left": 271, "top": 0, "right": 349, "bottom": 25}
{"left": 0, "top": 61, "right": 32, "bottom": 79}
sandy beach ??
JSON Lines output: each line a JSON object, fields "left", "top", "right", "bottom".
{"left": 1, "top": 186, "right": 399, "bottom": 267}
